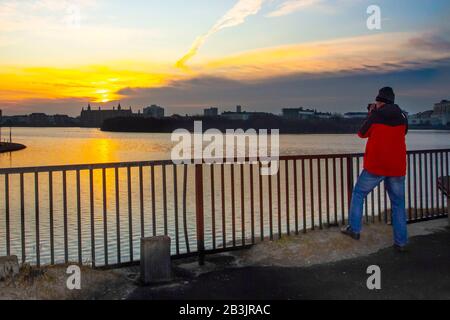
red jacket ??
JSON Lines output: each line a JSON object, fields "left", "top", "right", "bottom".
{"left": 358, "top": 104, "right": 408, "bottom": 177}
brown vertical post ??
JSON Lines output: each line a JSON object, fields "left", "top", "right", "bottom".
{"left": 5, "top": 174, "right": 10, "bottom": 257}
{"left": 195, "top": 164, "right": 205, "bottom": 265}
{"left": 20, "top": 173, "right": 25, "bottom": 264}
{"left": 63, "top": 171, "right": 69, "bottom": 264}
{"left": 346, "top": 157, "right": 354, "bottom": 221}
{"left": 34, "top": 172, "right": 40, "bottom": 267}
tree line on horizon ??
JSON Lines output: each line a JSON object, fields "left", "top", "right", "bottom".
{"left": 101, "top": 114, "right": 364, "bottom": 134}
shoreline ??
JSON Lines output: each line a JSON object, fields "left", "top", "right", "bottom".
{"left": 0, "top": 142, "right": 26, "bottom": 153}
{"left": 2, "top": 126, "right": 450, "bottom": 134}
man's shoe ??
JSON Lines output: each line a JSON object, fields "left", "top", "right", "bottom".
{"left": 393, "top": 244, "right": 408, "bottom": 253}
{"left": 341, "top": 226, "right": 360, "bottom": 240}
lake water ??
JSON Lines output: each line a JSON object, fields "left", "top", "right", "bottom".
{"left": 1, "top": 128, "right": 450, "bottom": 167}
{"left": 0, "top": 128, "right": 449, "bottom": 267}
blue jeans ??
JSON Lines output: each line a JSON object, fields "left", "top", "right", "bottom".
{"left": 349, "top": 170, "right": 408, "bottom": 246}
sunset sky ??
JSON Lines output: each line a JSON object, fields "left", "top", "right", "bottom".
{"left": 1, "top": 0, "right": 449, "bottom": 115}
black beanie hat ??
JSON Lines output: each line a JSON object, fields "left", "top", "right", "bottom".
{"left": 376, "top": 87, "right": 395, "bottom": 104}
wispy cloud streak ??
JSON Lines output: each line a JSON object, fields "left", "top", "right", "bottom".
{"left": 176, "top": 0, "right": 264, "bottom": 69}
{"left": 267, "top": 0, "right": 322, "bottom": 17}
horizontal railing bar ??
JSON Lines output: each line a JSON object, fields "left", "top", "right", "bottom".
{"left": 0, "top": 160, "right": 174, "bottom": 174}
{"left": 0, "top": 149, "right": 448, "bottom": 174}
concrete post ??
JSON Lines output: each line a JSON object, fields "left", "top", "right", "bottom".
{"left": 0, "top": 255, "right": 19, "bottom": 281}
{"left": 140, "top": 236, "right": 171, "bottom": 284}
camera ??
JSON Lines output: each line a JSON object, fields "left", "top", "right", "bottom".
{"left": 367, "top": 103, "right": 376, "bottom": 112}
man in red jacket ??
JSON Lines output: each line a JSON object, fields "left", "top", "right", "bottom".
{"left": 342, "top": 87, "right": 409, "bottom": 251}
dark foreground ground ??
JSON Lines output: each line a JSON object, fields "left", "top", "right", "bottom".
{"left": 128, "top": 228, "right": 450, "bottom": 300}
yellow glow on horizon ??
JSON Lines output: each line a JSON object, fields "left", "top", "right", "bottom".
{"left": 0, "top": 64, "right": 176, "bottom": 104}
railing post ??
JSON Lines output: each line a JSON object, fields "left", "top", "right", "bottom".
{"left": 346, "top": 156, "right": 354, "bottom": 223}
{"left": 447, "top": 194, "right": 450, "bottom": 227}
{"left": 195, "top": 164, "right": 205, "bottom": 266}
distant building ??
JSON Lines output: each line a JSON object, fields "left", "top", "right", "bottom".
{"left": 315, "top": 112, "right": 333, "bottom": 119}
{"left": 29, "top": 113, "right": 50, "bottom": 125}
{"left": 53, "top": 114, "right": 77, "bottom": 126}
{"left": 409, "top": 110, "right": 435, "bottom": 126}
{"left": 282, "top": 107, "right": 317, "bottom": 119}
{"left": 409, "top": 100, "right": 450, "bottom": 126}
{"left": 1, "top": 113, "right": 77, "bottom": 127}
{"left": 80, "top": 103, "right": 133, "bottom": 127}
{"left": 431, "top": 100, "right": 450, "bottom": 126}
{"left": 1, "top": 115, "right": 29, "bottom": 126}
{"left": 204, "top": 107, "right": 219, "bottom": 117}
{"left": 143, "top": 104, "right": 165, "bottom": 118}
{"left": 221, "top": 105, "right": 251, "bottom": 121}
{"left": 344, "top": 112, "right": 368, "bottom": 119}
{"left": 282, "top": 108, "right": 301, "bottom": 119}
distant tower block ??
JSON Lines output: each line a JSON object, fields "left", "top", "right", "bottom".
{"left": 143, "top": 105, "right": 165, "bottom": 118}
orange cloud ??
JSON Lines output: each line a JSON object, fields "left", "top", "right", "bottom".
{"left": 194, "top": 32, "right": 450, "bottom": 80}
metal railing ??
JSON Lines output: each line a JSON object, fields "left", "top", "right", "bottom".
{"left": 0, "top": 149, "right": 448, "bottom": 268}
